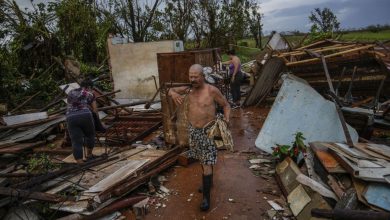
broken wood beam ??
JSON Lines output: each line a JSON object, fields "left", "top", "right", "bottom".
{"left": 39, "top": 84, "right": 70, "bottom": 112}
{"left": 97, "top": 101, "right": 148, "bottom": 111}
{"left": 327, "top": 175, "right": 345, "bottom": 199}
{"left": 10, "top": 91, "right": 41, "bottom": 114}
{"left": 314, "top": 52, "right": 354, "bottom": 147}
{"left": 286, "top": 44, "right": 375, "bottom": 66}
{"left": 351, "top": 97, "right": 374, "bottom": 108}
{"left": 113, "top": 156, "right": 178, "bottom": 197}
{"left": 0, "top": 186, "right": 70, "bottom": 203}
{"left": 95, "top": 147, "right": 181, "bottom": 204}
{"left": 278, "top": 44, "right": 357, "bottom": 58}
{"left": 94, "top": 87, "right": 133, "bottom": 114}
{"left": 83, "top": 195, "right": 147, "bottom": 220}
{"left": 15, "top": 155, "right": 118, "bottom": 190}
{"left": 164, "top": 82, "right": 192, "bottom": 88}
{"left": 311, "top": 208, "right": 390, "bottom": 220}
{"left": 95, "top": 89, "right": 121, "bottom": 99}
{"left": 51, "top": 100, "right": 151, "bottom": 116}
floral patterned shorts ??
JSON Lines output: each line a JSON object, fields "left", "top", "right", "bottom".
{"left": 187, "top": 123, "right": 217, "bottom": 165}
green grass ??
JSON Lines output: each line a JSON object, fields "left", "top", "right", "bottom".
{"left": 339, "top": 30, "right": 390, "bottom": 41}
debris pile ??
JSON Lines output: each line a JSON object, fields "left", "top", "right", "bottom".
{"left": 245, "top": 39, "right": 390, "bottom": 109}
{"left": 246, "top": 37, "right": 390, "bottom": 219}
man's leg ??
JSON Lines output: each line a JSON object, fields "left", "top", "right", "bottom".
{"left": 200, "top": 164, "right": 213, "bottom": 211}
{"left": 198, "top": 165, "right": 213, "bottom": 193}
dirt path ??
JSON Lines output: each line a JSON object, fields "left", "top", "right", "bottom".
{"left": 146, "top": 106, "right": 281, "bottom": 220}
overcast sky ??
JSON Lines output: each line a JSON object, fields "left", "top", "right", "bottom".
{"left": 261, "top": 0, "right": 390, "bottom": 34}
{"left": 16, "top": 0, "right": 390, "bottom": 34}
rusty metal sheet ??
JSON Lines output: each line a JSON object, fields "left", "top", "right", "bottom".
{"left": 0, "top": 117, "right": 65, "bottom": 145}
{"left": 310, "top": 142, "right": 347, "bottom": 173}
{"left": 3, "top": 112, "right": 48, "bottom": 126}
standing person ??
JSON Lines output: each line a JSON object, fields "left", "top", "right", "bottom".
{"left": 66, "top": 78, "right": 97, "bottom": 164}
{"left": 168, "top": 64, "right": 231, "bottom": 211}
{"left": 223, "top": 49, "right": 242, "bottom": 108}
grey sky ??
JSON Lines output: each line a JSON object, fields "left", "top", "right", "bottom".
{"left": 15, "top": 0, "right": 390, "bottom": 34}
{"left": 261, "top": 0, "right": 390, "bottom": 34}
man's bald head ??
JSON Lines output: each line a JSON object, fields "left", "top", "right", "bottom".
{"left": 189, "top": 64, "right": 205, "bottom": 88}
{"left": 189, "top": 64, "right": 204, "bottom": 75}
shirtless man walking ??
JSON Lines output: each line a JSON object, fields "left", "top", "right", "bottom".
{"left": 169, "top": 64, "right": 231, "bottom": 211}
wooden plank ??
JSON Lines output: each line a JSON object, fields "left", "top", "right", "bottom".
{"left": 296, "top": 174, "right": 338, "bottom": 200}
{"left": 366, "top": 143, "right": 390, "bottom": 159}
{"left": 327, "top": 175, "right": 345, "bottom": 199}
{"left": 62, "top": 147, "right": 108, "bottom": 163}
{"left": 267, "top": 200, "right": 284, "bottom": 211}
{"left": 353, "top": 143, "right": 390, "bottom": 161}
{"left": 330, "top": 150, "right": 390, "bottom": 182}
{"left": 86, "top": 159, "right": 149, "bottom": 193}
{"left": 312, "top": 208, "right": 390, "bottom": 220}
{"left": 328, "top": 143, "right": 372, "bottom": 160}
{"left": 90, "top": 148, "right": 146, "bottom": 171}
{"left": 286, "top": 45, "right": 375, "bottom": 66}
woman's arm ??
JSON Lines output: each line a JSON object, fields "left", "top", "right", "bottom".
{"left": 91, "top": 100, "right": 98, "bottom": 113}
{"left": 222, "top": 60, "right": 232, "bottom": 65}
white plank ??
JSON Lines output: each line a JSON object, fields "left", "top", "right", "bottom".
{"left": 267, "top": 200, "right": 284, "bottom": 211}
{"left": 249, "top": 158, "right": 271, "bottom": 164}
{"left": 85, "top": 159, "right": 149, "bottom": 193}
{"left": 296, "top": 174, "right": 338, "bottom": 201}
{"left": 3, "top": 112, "right": 48, "bottom": 126}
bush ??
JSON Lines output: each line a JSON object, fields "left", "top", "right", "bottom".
{"left": 238, "top": 41, "right": 248, "bottom": 47}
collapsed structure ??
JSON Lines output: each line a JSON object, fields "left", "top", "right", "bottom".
{"left": 0, "top": 34, "right": 389, "bottom": 219}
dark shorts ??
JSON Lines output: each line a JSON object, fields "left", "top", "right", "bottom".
{"left": 187, "top": 123, "right": 217, "bottom": 165}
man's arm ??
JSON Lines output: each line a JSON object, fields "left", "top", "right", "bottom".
{"left": 168, "top": 86, "right": 190, "bottom": 105}
{"left": 211, "top": 86, "right": 231, "bottom": 123}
